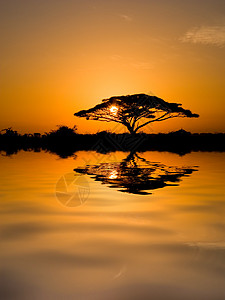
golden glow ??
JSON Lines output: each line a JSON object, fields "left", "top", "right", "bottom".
{"left": 108, "top": 169, "right": 118, "bottom": 179}
{"left": 1, "top": 1, "right": 225, "bottom": 133}
{"left": 109, "top": 106, "right": 118, "bottom": 116}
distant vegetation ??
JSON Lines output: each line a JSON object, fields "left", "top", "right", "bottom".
{"left": 47, "top": 125, "right": 78, "bottom": 137}
{"left": 0, "top": 126, "right": 225, "bottom": 158}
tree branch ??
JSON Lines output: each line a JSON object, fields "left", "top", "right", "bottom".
{"left": 134, "top": 114, "right": 175, "bottom": 132}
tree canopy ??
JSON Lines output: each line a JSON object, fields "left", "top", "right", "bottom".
{"left": 74, "top": 93, "right": 199, "bottom": 134}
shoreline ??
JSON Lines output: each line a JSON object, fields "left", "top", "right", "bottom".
{"left": 1, "top": 131, "right": 225, "bottom": 158}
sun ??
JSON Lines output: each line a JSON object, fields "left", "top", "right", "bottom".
{"left": 109, "top": 106, "right": 118, "bottom": 115}
{"left": 108, "top": 170, "right": 118, "bottom": 179}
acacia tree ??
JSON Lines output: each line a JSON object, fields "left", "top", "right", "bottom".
{"left": 74, "top": 94, "right": 199, "bottom": 134}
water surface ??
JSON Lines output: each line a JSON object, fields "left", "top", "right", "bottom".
{"left": 0, "top": 151, "right": 225, "bottom": 299}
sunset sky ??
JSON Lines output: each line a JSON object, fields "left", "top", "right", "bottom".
{"left": 1, "top": 0, "right": 225, "bottom": 134}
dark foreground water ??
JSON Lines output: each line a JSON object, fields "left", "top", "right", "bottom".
{"left": 0, "top": 151, "right": 225, "bottom": 300}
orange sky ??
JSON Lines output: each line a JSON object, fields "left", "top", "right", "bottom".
{"left": 1, "top": 0, "right": 225, "bottom": 133}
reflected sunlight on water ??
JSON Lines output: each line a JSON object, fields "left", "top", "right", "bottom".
{"left": 0, "top": 151, "right": 225, "bottom": 300}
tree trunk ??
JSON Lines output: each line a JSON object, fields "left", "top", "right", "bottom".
{"left": 128, "top": 127, "right": 137, "bottom": 135}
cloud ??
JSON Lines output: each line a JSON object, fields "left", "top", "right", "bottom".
{"left": 110, "top": 55, "right": 123, "bottom": 61}
{"left": 130, "top": 61, "right": 153, "bottom": 70}
{"left": 181, "top": 25, "right": 225, "bottom": 47}
{"left": 119, "top": 14, "right": 133, "bottom": 22}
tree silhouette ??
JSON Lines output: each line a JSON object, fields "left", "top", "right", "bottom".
{"left": 47, "top": 125, "right": 77, "bottom": 137}
{"left": 74, "top": 94, "right": 199, "bottom": 134}
{"left": 0, "top": 127, "right": 19, "bottom": 137}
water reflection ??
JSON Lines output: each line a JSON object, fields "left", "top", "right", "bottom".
{"left": 74, "top": 152, "right": 198, "bottom": 195}
{"left": 1, "top": 151, "right": 225, "bottom": 299}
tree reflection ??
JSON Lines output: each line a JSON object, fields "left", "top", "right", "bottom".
{"left": 74, "top": 152, "right": 198, "bottom": 195}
